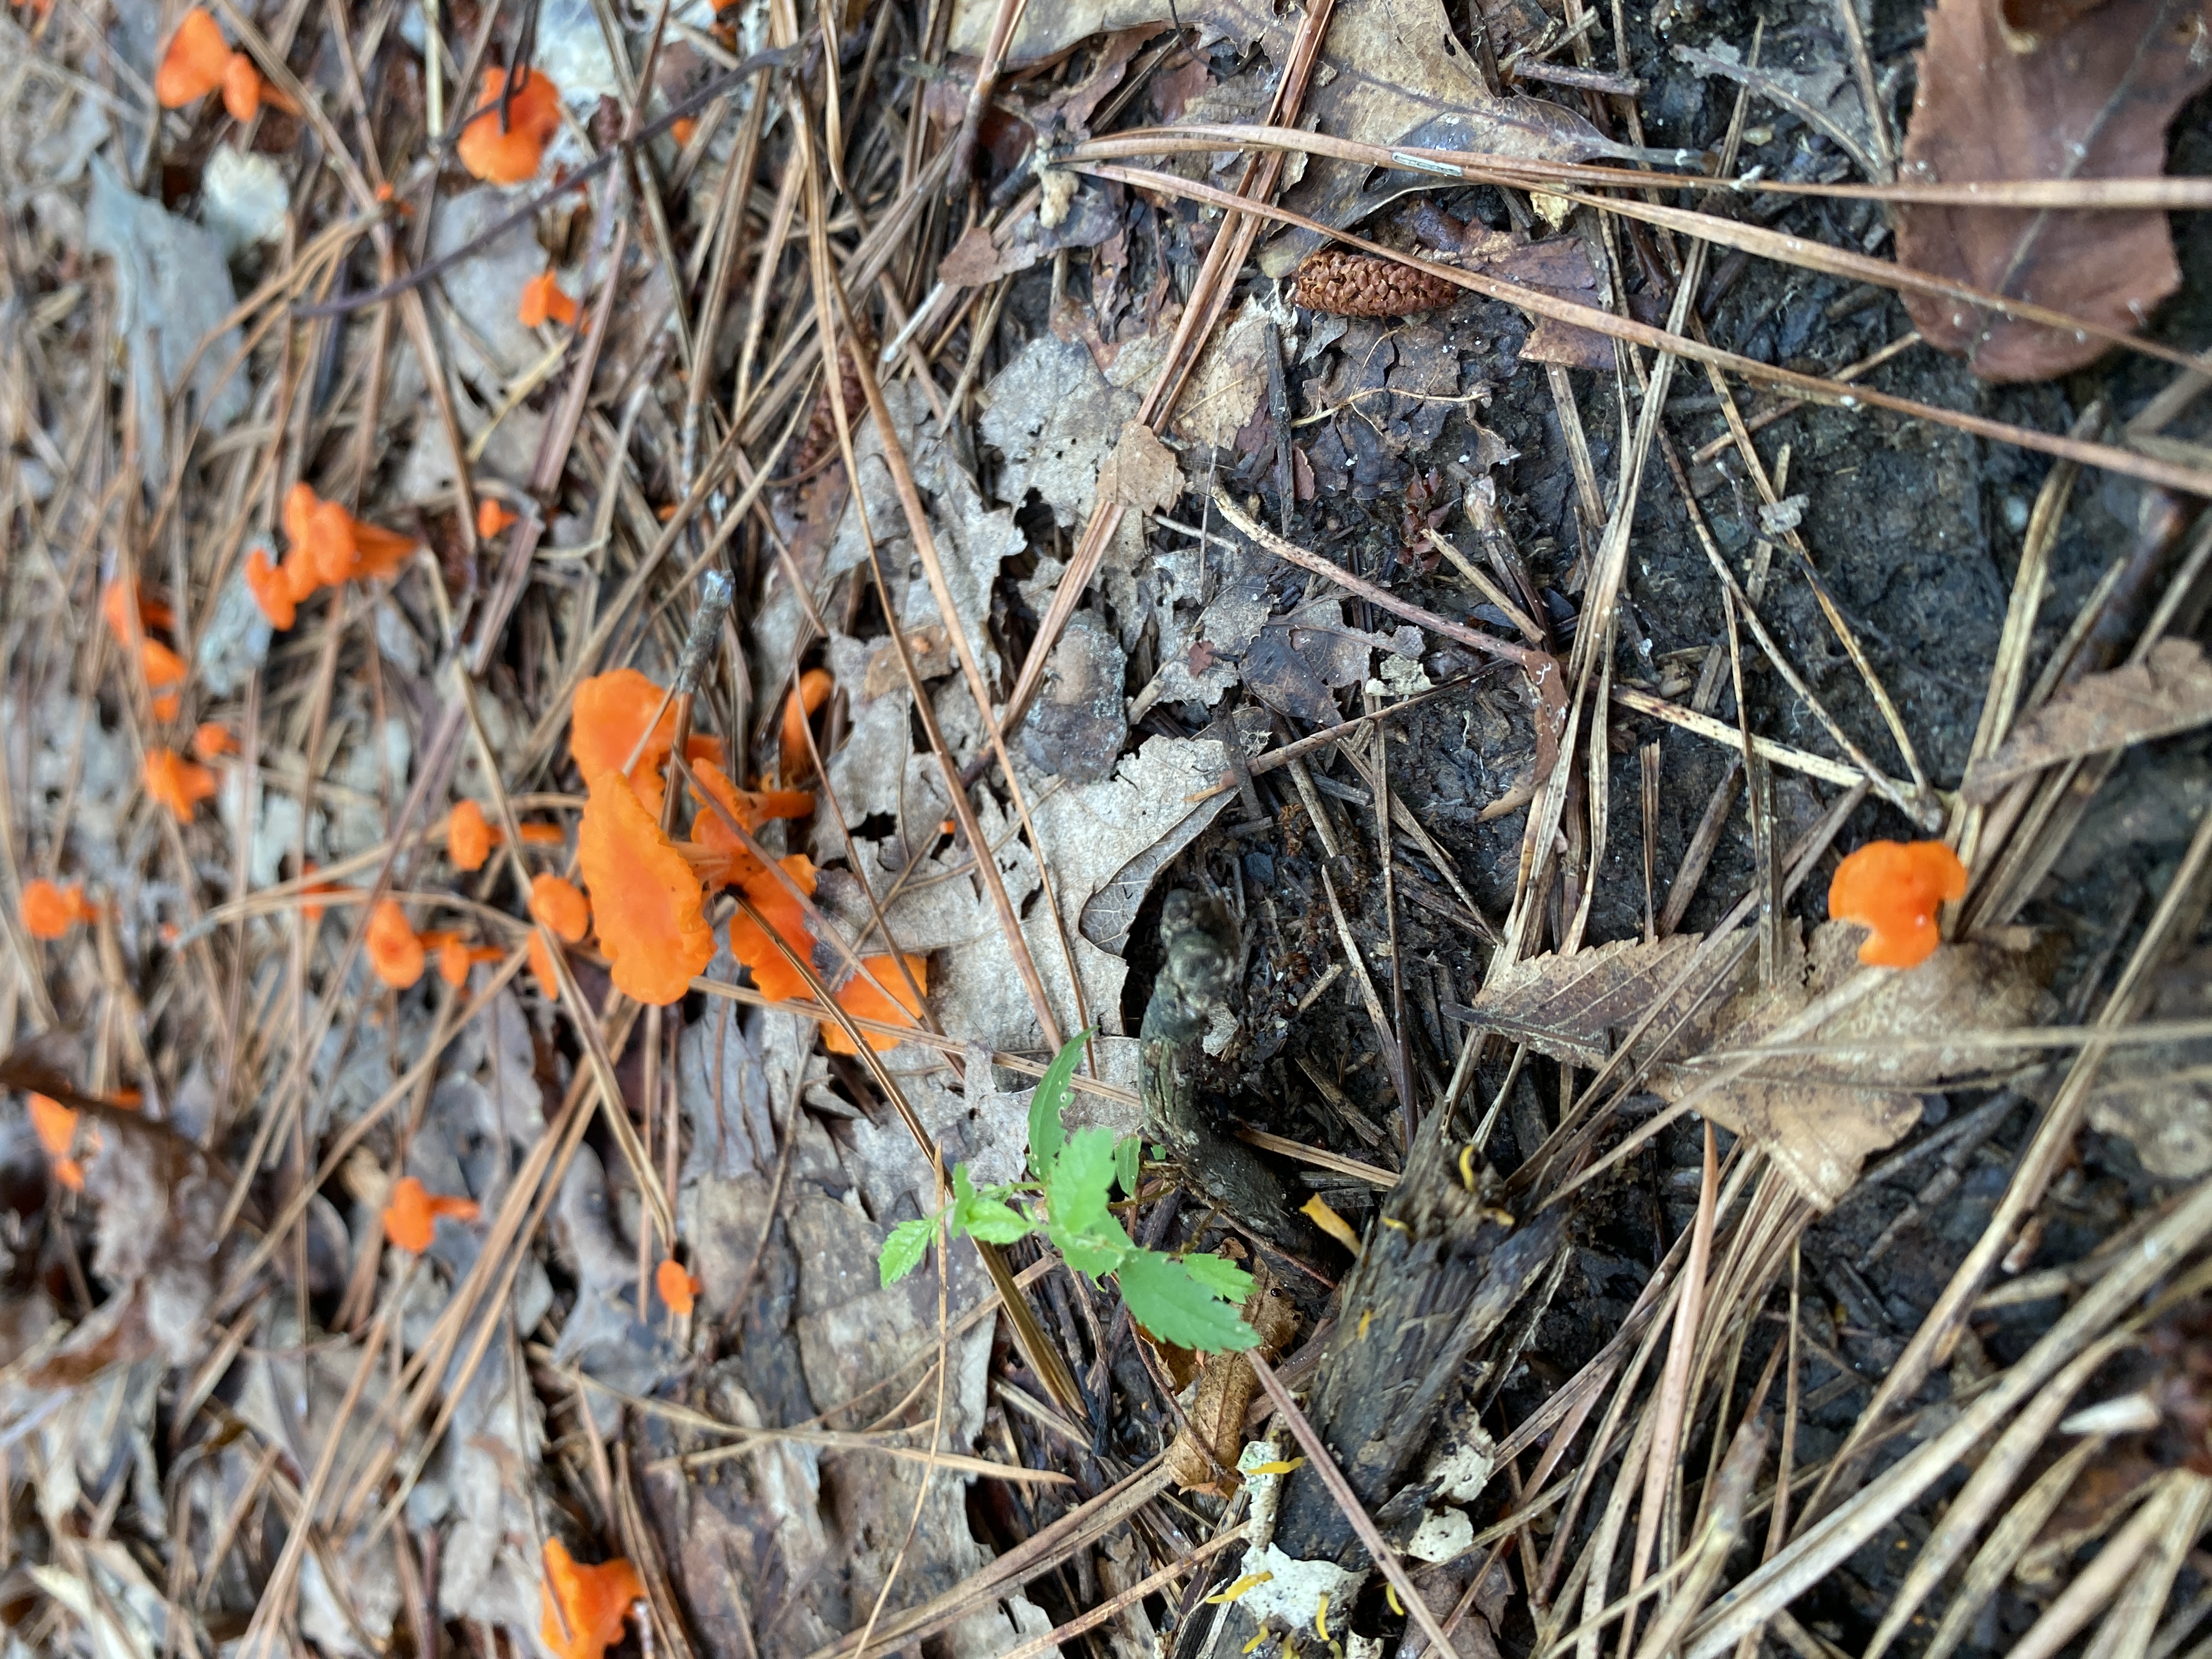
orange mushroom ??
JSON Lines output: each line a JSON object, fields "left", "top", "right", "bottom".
{"left": 1826, "top": 839, "right": 1967, "bottom": 969}
{"left": 299, "top": 861, "right": 337, "bottom": 922}
{"left": 577, "top": 770, "right": 715, "bottom": 1005}
{"left": 727, "top": 855, "right": 817, "bottom": 1004}
{"left": 287, "top": 485, "right": 417, "bottom": 587}
{"left": 570, "top": 668, "right": 679, "bottom": 798}
{"left": 655, "top": 1256, "right": 701, "bottom": 1316}
{"left": 780, "top": 667, "right": 834, "bottom": 782}
{"left": 689, "top": 760, "right": 812, "bottom": 888}
{"left": 99, "top": 578, "right": 173, "bottom": 646}
{"left": 366, "top": 899, "right": 427, "bottom": 988}
{"left": 528, "top": 929, "right": 562, "bottom": 1001}
{"left": 245, "top": 548, "right": 299, "bottom": 629}
{"left": 539, "top": 1539, "right": 643, "bottom": 1659}
{"left": 519, "top": 270, "right": 580, "bottom": 329}
{"left": 21, "top": 879, "right": 97, "bottom": 940}
{"left": 448, "top": 799, "right": 495, "bottom": 871}
{"left": 29, "top": 1092, "right": 83, "bottom": 1191}
{"left": 140, "top": 637, "right": 189, "bottom": 692}
{"left": 529, "top": 873, "right": 591, "bottom": 944}
{"left": 476, "top": 498, "right": 518, "bottom": 538}
{"left": 825, "top": 955, "right": 929, "bottom": 1054}
{"left": 154, "top": 7, "right": 295, "bottom": 119}
{"left": 457, "top": 66, "right": 563, "bottom": 185}
{"left": 144, "top": 747, "right": 218, "bottom": 822}
{"left": 192, "top": 722, "right": 239, "bottom": 760}
{"left": 151, "top": 693, "right": 182, "bottom": 723}
{"left": 433, "top": 935, "right": 504, "bottom": 988}
{"left": 382, "top": 1175, "right": 481, "bottom": 1252}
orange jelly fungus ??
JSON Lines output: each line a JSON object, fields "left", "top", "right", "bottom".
{"left": 382, "top": 1175, "right": 481, "bottom": 1252}
{"left": 300, "top": 861, "right": 337, "bottom": 921}
{"left": 192, "top": 722, "right": 239, "bottom": 760}
{"left": 1827, "top": 839, "right": 1967, "bottom": 969}
{"left": 578, "top": 771, "right": 716, "bottom": 1005}
{"left": 826, "top": 955, "right": 929, "bottom": 1054}
{"left": 727, "top": 856, "right": 817, "bottom": 1004}
{"left": 656, "top": 1257, "right": 701, "bottom": 1316}
{"left": 449, "top": 799, "right": 495, "bottom": 871}
{"left": 144, "top": 748, "right": 218, "bottom": 822}
{"left": 528, "top": 930, "right": 562, "bottom": 1001}
{"left": 670, "top": 117, "right": 698, "bottom": 147}
{"left": 294, "top": 483, "right": 418, "bottom": 588}
{"left": 458, "top": 66, "right": 562, "bottom": 184}
{"left": 154, "top": 8, "right": 293, "bottom": 120}
{"left": 780, "top": 667, "right": 834, "bottom": 782}
{"left": 519, "top": 270, "right": 580, "bottom": 328}
{"left": 100, "top": 578, "right": 173, "bottom": 645}
{"left": 571, "top": 668, "right": 678, "bottom": 786}
{"left": 476, "top": 498, "right": 518, "bottom": 538}
{"left": 366, "top": 899, "right": 427, "bottom": 989}
{"left": 689, "top": 760, "right": 812, "bottom": 887}
{"left": 435, "top": 936, "right": 504, "bottom": 988}
{"left": 151, "top": 692, "right": 182, "bottom": 723}
{"left": 530, "top": 874, "right": 591, "bottom": 944}
{"left": 29, "top": 1093, "right": 83, "bottom": 1191}
{"left": 539, "top": 1539, "right": 643, "bottom": 1659}
{"left": 22, "top": 879, "right": 97, "bottom": 940}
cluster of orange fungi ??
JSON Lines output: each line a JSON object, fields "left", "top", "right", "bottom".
{"left": 1826, "top": 839, "right": 1969, "bottom": 968}
{"left": 520, "top": 269, "right": 581, "bottom": 329}
{"left": 246, "top": 483, "right": 419, "bottom": 631}
{"left": 540, "top": 1540, "right": 642, "bottom": 1659}
{"left": 27, "top": 1089, "right": 137, "bottom": 1193}
{"left": 155, "top": 7, "right": 296, "bottom": 122}
{"left": 381, "top": 1176, "right": 481, "bottom": 1253}
{"left": 101, "top": 579, "right": 190, "bottom": 721}
{"left": 21, "top": 879, "right": 98, "bottom": 940}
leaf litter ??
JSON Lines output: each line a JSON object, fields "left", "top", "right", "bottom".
{"left": 6, "top": 0, "right": 2212, "bottom": 1656}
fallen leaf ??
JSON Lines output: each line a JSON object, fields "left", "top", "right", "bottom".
{"left": 1964, "top": 639, "right": 2212, "bottom": 802}
{"left": 1165, "top": 1274, "right": 1297, "bottom": 1495}
{"left": 2087, "top": 946, "right": 2212, "bottom": 1177}
{"left": 1450, "top": 933, "right": 1717, "bottom": 1070}
{"left": 1894, "top": 0, "right": 2212, "bottom": 381}
{"left": 1097, "top": 419, "right": 1183, "bottom": 514}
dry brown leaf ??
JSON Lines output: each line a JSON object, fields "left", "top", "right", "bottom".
{"left": 1460, "top": 923, "right": 2060, "bottom": 1206}
{"left": 2087, "top": 946, "right": 2212, "bottom": 1177}
{"left": 1963, "top": 639, "right": 2212, "bottom": 803}
{"left": 1165, "top": 1274, "right": 1298, "bottom": 1494}
{"left": 1098, "top": 419, "right": 1184, "bottom": 514}
{"left": 1650, "top": 923, "right": 2063, "bottom": 1207}
{"left": 1895, "top": 0, "right": 2212, "bottom": 382}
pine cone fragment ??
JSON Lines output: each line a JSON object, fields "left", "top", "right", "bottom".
{"left": 1291, "top": 251, "right": 1460, "bottom": 317}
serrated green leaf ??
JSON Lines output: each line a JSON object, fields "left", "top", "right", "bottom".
{"left": 1177, "top": 1252, "right": 1256, "bottom": 1305}
{"left": 1116, "top": 1250, "right": 1259, "bottom": 1352}
{"left": 1047, "top": 1125, "right": 1130, "bottom": 1277}
{"left": 1114, "top": 1135, "right": 1142, "bottom": 1198}
{"left": 946, "top": 1164, "right": 1032, "bottom": 1244}
{"left": 879, "top": 1218, "right": 934, "bottom": 1286}
{"left": 1027, "top": 1028, "right": 1091, "bottom": 1180}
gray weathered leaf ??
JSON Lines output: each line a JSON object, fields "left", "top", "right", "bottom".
{"left": 1965, "top": 640, "right": 2212, "bottom": 803}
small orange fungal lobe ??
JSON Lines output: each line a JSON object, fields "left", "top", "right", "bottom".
{"left": 458, "top": 66, "right": 563, "bottom": 184}
{"left": 22, "top": 879, "right": 96, "bottom": 940}
{"left": 155, "top": 7, "right": 231, "bottom": 106}
{"left": 448, "top": 799, "right": 495, "bottom": 871}
{"left": 192, "top": 722, "right": 238, "bottom": 760}
{"left": 246, "top": 549, "right": 298, "bottom": 629}
{"left": 728, "top": 856, "right": 816, "bottom": 1004}
{"left": 670, "top": 117, "right": 698, "bottom": 147}
{"left": 571, "top": 668, "right": 678, "bottom": 785}
{"left": 438, "top": 935, "right": 471, "bottom": 987}
{"left": 528, "top": 929, "right": 562, "bottom": 1001}
{"left": 780, "top": 667, "right": 834, "bottom": 782}
{"left": 826, "top": 955, "right": 929, "bottom": 1054}
{"left": 531, "top": 874, "right": 591, "bottom": 944}
{"left": 578, "top": 771, "right": 715, "bottom": 1006}
{"left": 689, "top": 760, "right": 813, "bottom": 888}
{"left": 516, "top": 821, "right": 568, "bottom": 845}
{"left": 100, "top": 578, "right": 172, "bottom": 646}
{"left": 1827, "top": 839, "right": 1967, "bottom": 969}
{"left": 151, "top": 693, "right": 182, "bottom": 723}
{"left": 300, "top": 861, "right": 336, "bottom": 921}
{"left": 382, "top": 1175, "right": 481, "bottom": 1253}
{"left": 140, "top": 637, "right": 189, "bottom": 690}
{"left": 366, "top": 899, "right": 427, "bottom": 988}
{"left": 219, "top": 50, "right": 261, "bottom": 120}
{"left": 519, "top": 270, "right": 580, "bottom": 328}
{"left": 539, "top": 1539, "right": 643, "bottom": 1659}
{"left": 656, "top": 1256, "right": 701, "bottom": 1316}
{"left": 29, "top": 1093, "right": 82, "bottom": 1191}
{"left": 144, "top": 748, "right": 218, "bottom": 822}
{"left": 476, "top": 498, "right": 518, "bottom": 538}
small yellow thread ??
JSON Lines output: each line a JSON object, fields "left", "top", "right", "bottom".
{"left": 1385, "top": 1582, "right": 1406, "bottom": 1617}
{"left": 1381, "top": 1217, "right": 1410, "bottom": 1234}
{"left": 1246, "top": 1458, "right": 1305, "bottom": 1476}
{"left": 1358, "top": 1308, "right": 1373, "bottom": 1339}
{"left": 1459, "top": 1143, "right": 1479, "bottom": 1190}
{"left": 1302, "top": 1195, "right": 1362, "bottom": 1254}
{"left": 1209, "top": 1571, "right": 1275, "bottom": 1606}
{"left": 1316, "top": 1592, "right": 1330, "bottom": 1641}
{"left": 1243, "top": 1634, "right": 1268, "bottom": 1654}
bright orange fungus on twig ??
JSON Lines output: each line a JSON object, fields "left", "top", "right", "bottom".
{"left": 1826, "top": 839, "right": 1967, "bottom": 969}
{"left": 727, "top": 856, "right": 817, "bottom": 1004}
{"left": 382, "top": 1175, "right": 481, "bottom": 1252}
{"left": 366, "top": 899, "right": 427, "bottom": 988}
{"left": 825, "top": 955, "right": 930, "bottom": 1054}
{"left": 689, "top": 760, "right": 813, "bottom": 888}
{"left": 457, "top": 67, "right": 562, "bottom": 184}
{"left": 22, "top": 879, "right": 97, "bottom": 940}
{"left": 539, "top": 1539, "right": 642, "bottom": 1659}
{"left": 144, "top": 748, "right": 218, "bottom": 822}
{"left": 519, "top": 270, "right": 580, "bottom": 328}
{"left": 779, "top": 667, "right": 834, "bottom": 783}
{"left": 656, "top": 1257, "right": 701, "bottom": 1316}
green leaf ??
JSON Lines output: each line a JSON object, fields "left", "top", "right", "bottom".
{"left": 1116, "top": 1250, "right": 1260, "bottom": 1352}
{"left": 879, "top": 1218, "right": 934, "bottom": 1286}
{"left": 1027, "top": 1028, "right": 1091, "bottom": 1180}
{"left": 1177, "top": 1252, "right": 1256, "bottom": 1305}
{"left": 1047, "top": 1125, "right": 1131, "bottom": 1278}
{"left": 953, "top": 1164, "right": 1035, "bottom": 1245}
{"left": 1114, "top": 1135, "right": 1142, "bottom": 1198}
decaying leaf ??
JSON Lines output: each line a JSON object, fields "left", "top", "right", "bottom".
{"left": 1965, "top": 639, "right": 2212, "bottom": 802}
{"left": 1895, "top": 0, "right": 2212, "bottom": 381}
{"left": 1097, "top": 419, "right": 1184, "bottom": 514}
{"left": 1165, "top": 1273, "right": 1298, "bottom": 1494}
{"left": 1460, "top": 923, "right": 2061, "bottom": 1207}
{"left": 2087, "top": 946, "right": 2212, "bottom": 1177}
